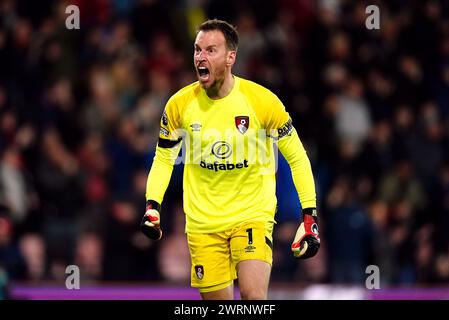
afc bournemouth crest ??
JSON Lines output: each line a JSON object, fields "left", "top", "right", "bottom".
{"left": 195, "top": 265, "right": 204, "bottom": 280}
{"left": 235, "top": 116, "right": 249, "bottom": 134}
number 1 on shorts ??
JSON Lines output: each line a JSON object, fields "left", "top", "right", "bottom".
{"left": 246, "top": 228, "right": 253, "bottom": 245}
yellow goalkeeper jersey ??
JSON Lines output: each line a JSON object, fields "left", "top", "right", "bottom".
{"left": 146, "top": 76, "right": 316, "bottom": 233}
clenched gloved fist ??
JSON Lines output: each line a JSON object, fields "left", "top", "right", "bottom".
{"left": 291, "top": 208, "right": 320, "bottom": 259}
{"left": 140, "top": 200, "right": 162, "bottom": 240}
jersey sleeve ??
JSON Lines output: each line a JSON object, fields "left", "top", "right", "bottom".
{"left": 259, "top": 91, "right": 295, "bottom": 142}
{"left": 277, "top": 128, "right": 317, "bottom": 209}
{"left": 146, "top": 97, "right": 183, "bottom": 204}
{"left": 263, "top": 92, "right": 317, "bottom": 210}
{"left": 158, "top": 96, "right": 183, "bottom": 143}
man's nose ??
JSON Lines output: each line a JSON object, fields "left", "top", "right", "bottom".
{"left": 196, "top": 50, "right": 206, "bottom": 61}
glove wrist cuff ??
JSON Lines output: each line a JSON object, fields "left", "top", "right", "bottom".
{"left": 302, "top": 207, "right": 317, "bottom": 222}
{"left": 146, "top": 200, "right": 161, "bottom": 212}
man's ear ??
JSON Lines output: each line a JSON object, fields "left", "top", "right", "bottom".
{"left": 227, "top": 51, "right": 236, "bottom": 67}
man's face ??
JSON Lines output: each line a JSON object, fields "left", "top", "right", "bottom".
{"left": 194, "top": 30, "right": 234, "bottom": 89}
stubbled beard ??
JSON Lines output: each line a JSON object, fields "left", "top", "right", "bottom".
{"left": 203, "top": 70, "right": 225, "bottom": 98}
{"left": 205, "top": 77, "right": 224, "bottom": 98}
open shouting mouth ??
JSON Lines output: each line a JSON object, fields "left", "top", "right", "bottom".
{"left": 197, "top": 66, "right": 210, "bottom": 82}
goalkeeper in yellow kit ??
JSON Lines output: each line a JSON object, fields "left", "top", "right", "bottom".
{"left": 141, "top": 19, "right": 320, "bottom": 300}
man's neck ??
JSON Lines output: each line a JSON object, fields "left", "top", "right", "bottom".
{"left": 206, "top": 73, "right": 235, "bottom": 99}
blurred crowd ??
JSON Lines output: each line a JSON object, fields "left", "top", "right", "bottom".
{"left": 1, "top": 0, "right": 449, "bottom": 292}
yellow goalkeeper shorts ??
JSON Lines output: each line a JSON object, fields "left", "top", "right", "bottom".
{"left": 187, "top": 220, "right": 274, "bottom": 292}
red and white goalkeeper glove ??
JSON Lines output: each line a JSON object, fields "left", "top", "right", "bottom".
{"left": 291, "top": 208, "right": 320, "bottom": 259}
{"left": 140, "top": 200, "right": 162, "bottom": 240}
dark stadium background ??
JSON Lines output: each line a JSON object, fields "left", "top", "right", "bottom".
{"left": 1, "top": 0, "right": 449, "bottom": 299}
